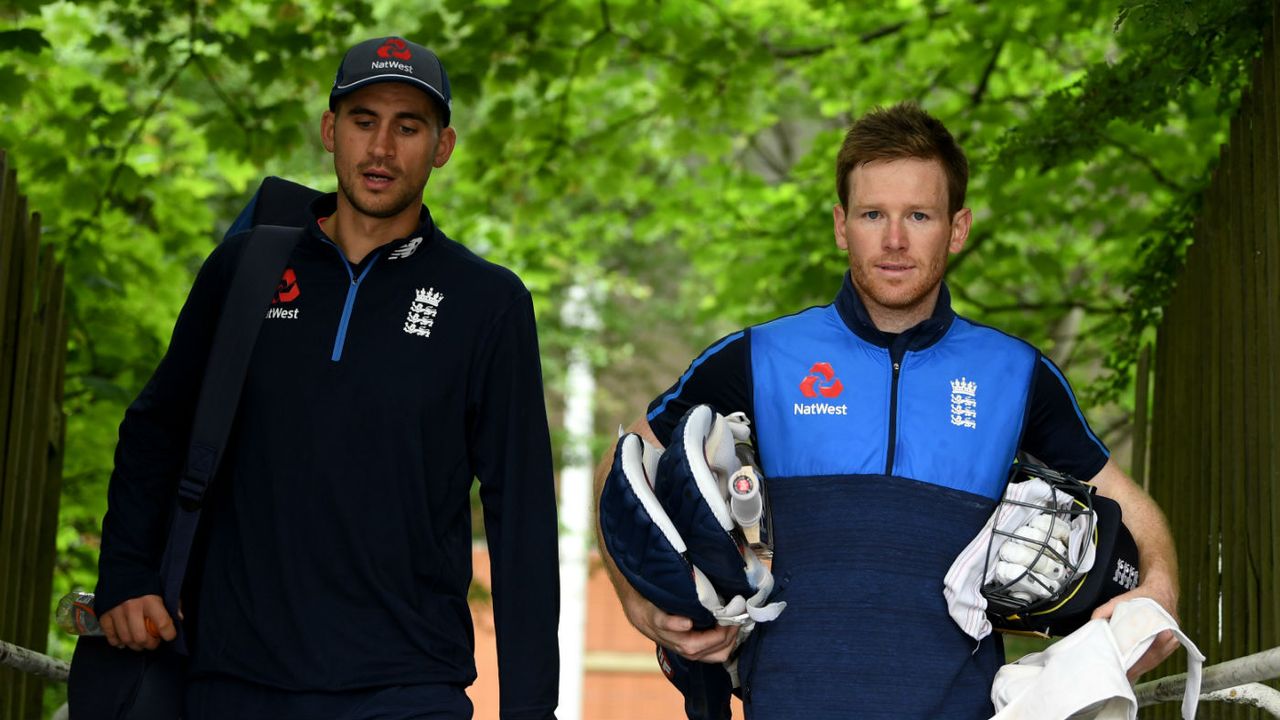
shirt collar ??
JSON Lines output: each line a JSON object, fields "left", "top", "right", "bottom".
{"left": 833, "top": 271, "right": 955, "bottom": 355}
{"left": 305, "top": 193, "right": 438, "bottom": 255}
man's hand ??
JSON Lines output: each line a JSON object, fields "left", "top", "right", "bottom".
{"left": 1090, "top": 584, "right": 1180, "bottom": 682}
{"left": 595, "top": 416, "right": 738, "bottom": 663}
{"left": 99, "top": 594, "right": 177, "bottom": 651}
{"left": 620, "top": 588, "right": 738, "bottom": 663}
{"left": 1087, "top": 460, "right": 1182, "bottom": 682}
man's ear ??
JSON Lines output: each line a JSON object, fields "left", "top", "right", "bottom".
{"left": 321, "top": 109, "right": 337, "bottom": 153}
{"left": 949, "top": 207, "right": 972, "bottom": 254}
{"left": 433, "top": 126, "right": 457, "bottom": 168}
{"left": 833, "top": 203, "right": 850, "bottom": 252}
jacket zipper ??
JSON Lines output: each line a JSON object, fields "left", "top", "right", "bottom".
{"left": 322, "top": 239, "right": 381, "bottom": 362}
{"left": 884, "top": 354, "right": 903, "bottom": 475}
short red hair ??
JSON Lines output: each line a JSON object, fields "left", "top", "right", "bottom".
{"left": 836, "top": 102, "right": 968, "bottom": 215}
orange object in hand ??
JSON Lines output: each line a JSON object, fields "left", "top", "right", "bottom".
{"left": 145, "top": 617, "right": 160, "bottom": 638}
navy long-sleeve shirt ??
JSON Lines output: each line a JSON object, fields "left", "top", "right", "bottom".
{"left": 96, "top": 194, "right": 560, "bottom": 718}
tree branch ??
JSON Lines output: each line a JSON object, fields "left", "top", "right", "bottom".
{"left": 1099, "top": 133, "right": 1189, "bottom": 193}
{"left": 970, "top": 37, "right": 1005, "bottom": 108}
{"left": 543, "top": 7, "right": 614, "bottom": 163}
{"left": 64, "top": 54, "right": 194, "bottom": 252}
{"left": 693, "top": 0, "right": 952, "bottom": 60}
{"left": 572, "top": 106, "right": 660, "bottom": 148}
{"left": 747, "top": 134, "right": 789, "bottom": 179}
{"left": 960, "top": 295, "right": 1124, "bottom": 315}
{"left": 0, "top": 639, "right": 68, "bottom": 683}
{"left": 194, "top": 55, "right": 248, "bottom": 128}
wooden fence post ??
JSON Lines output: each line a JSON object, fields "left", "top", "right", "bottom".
{"left": 0, "top": 150, "right": 69, "bottom": 719}
{"left": 1146, "top": 8, "right": 1280, "bottom": 718}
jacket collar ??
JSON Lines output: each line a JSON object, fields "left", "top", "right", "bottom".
{"left": 833, "top": 271, "right": 955, "bottom": 356}
{"left": 305, "top": 193, "right": 438, "bottom": 257}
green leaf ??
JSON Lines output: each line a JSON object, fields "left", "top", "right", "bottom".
{"left": 0, "top": 66, "right": 30, "bottom": 105}
{"left": 0, "top": 28, "right": 51, "bottom": 54}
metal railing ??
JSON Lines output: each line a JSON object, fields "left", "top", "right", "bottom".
{"left": 1137, "top": 646, "right": 1280, "bottom": 716}
{"left": 6, "top": 635, "right": 1278, "bottom": 718}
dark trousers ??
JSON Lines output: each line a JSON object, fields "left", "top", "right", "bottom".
{"left": 183, "top": 676, "right": 473, "bottom": 720}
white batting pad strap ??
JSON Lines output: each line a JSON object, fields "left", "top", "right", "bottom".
{"left": 693, "top": 566, "right": 725, "bottom": 611}
{"left": 724, "top": 657, "right": 742, "bottom": 689}
{"left": 723, "top": 411, "right": 752, "bottom": 442}
{"left": 709, "top": 592, "right": 786, "bottom": 626}
{"left": 639, "top": 437, "right": 662, "bottom": 486}
{"left": 681, "top": 406, "right": 736, "bottom": 530}
{"left": 698, "top": 544, "right": 786, "bottom": 628}
{"left": 620, "top": 434, "right": 687, "bottom": 554}
{"left": 745, "top": 600, "right": 787, "bottom": 623}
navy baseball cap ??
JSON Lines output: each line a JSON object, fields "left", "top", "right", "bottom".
{"left": 330, "top": 36, "right": 452, "bottom": 127}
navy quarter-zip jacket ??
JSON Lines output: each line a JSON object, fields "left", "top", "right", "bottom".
{"left": 97, "top": 194, "right": 559, "bottom": 718}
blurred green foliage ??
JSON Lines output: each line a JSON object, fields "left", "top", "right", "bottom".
{"left": 0, "top": 0, "right": 1269, "bottom": 712}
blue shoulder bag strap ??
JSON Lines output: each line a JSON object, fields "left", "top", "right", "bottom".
{"left": 156, "top": 224, "right": 303, "bottom": 654}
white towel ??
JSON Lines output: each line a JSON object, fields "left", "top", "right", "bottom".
{"left": 989, "top": 597, "right": 1204, "bottom": 720}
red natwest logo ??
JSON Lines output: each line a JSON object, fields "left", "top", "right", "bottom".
{"left": 273, "top": 268, "right": 300, "bottom": 304}
{"left": 800, "top": 362, "right": 843, "bottom": 398}
{"left": 377, "top": 38, "right": 412, "bottom": 61}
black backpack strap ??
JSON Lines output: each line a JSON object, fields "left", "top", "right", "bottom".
{"left": 224, "top": 176, "right": 322, "bottom": 239}
{"left": 252, "top": 177, "right": 324, "bottom": 227}
{"left": 157, "top": 224, "right": 303, "bottom": 652}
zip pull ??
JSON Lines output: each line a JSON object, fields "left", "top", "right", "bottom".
{"left": 885, "top": 359, "right": 903, "bottom": 475}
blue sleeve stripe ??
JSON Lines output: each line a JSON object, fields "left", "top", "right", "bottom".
{"left": 1039, "top": 356, "right": 1110, "bottom": 458}
{"left": 647, "top": 331, "right": 744, "bottom": 422}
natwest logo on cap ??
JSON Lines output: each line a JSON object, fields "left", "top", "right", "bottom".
{"left": 377, "top": 38, "right": 412, "bottom": 61}
{"left": 799, "top": 362, "right": 843, "bottom": 399}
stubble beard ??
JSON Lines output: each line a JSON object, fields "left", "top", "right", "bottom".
{"left": 850, "top": 250, "right": 948, "bottom": 316}
{"left": 336, "top": 166, "right": 424, "bottom": 220}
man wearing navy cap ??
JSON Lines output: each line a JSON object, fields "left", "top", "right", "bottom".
{"left": 94, "top": 36, "right": 560, "bottom": 718}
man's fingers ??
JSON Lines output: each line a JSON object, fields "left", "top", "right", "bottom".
{"left": 1090, "top": 596, "right": 1119, "bottom": 621}
{"left": 653, "top": 611, "right": 693, "bottom": 633}
{"left": 623, "top": 594, "right": 738, "bottom": 662}
{"left": 670, "top": 625, "right": 738, "bottom": 662}
{"left": 97, "top": 595, "right": 173, "bottom": 651}
{"left": 1126, "top": 630, "right": 1181, "bottom": 682}
{"left": 151, "top": 612, "right": 177, "bottom": 642}
{"left": 125, "top": 609, "right": 157, "bottom": 650}
{"left": 99, "top": 612, "right": 119, "bottom": 647}
{"left": 138, "top": 596, "right": 176, "bottom": 645}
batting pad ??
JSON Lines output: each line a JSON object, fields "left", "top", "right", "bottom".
{"left": 599, "top": 433, "right": 721, "bottom": 628}
{"left": 654, "top": 405, "right": 762, "bottom": 601}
